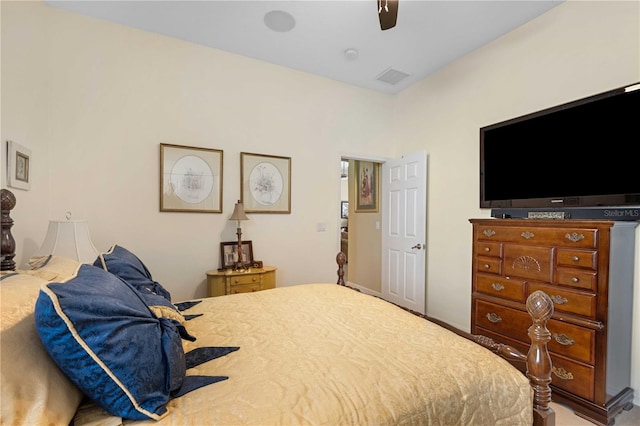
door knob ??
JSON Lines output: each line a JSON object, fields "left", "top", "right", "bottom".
{"left": 411, "top": 243, "right": 422, "bottom": 250}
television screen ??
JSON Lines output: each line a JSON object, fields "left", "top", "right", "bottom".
{"left": 480, "top": 83, "right": 640, "bottom": 210}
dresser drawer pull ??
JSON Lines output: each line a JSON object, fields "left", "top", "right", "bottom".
{"left": 549, "top": 295, "right": 568, "bottom": 305}
{"left": 552, "top": 366, "right": 574, "bottom": 381}
{"left": 483, "top": 229, "right": 496, "bottom": 237}
{"left": 491, "top": 283, "right": 505, "bottom": 291}
{"left": 571, "top": 277, "right": 579, "bottom": 283}
{"left": 484, "top": 247, "right": 491, "bottom": 253}
{"left": 483, "top": 264, "right": 491, "bottom": 270}
{"left": 553, "top": 333, "right": 575, "bottom": 346}
{"left": 565, "top": 232, "right": 585, "bottom": 243}
{"left": 572, "top": 256, "right": 580, "bottom": 262}
{"left": 520, "top": 231, "right": 535, "bottom": 239}
{"left": 486, "top": 313, "right": 502, "bottom": 323}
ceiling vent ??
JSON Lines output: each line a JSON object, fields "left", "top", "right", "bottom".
{"left": 376, "top": 67, "right": 410, "bottom": 85}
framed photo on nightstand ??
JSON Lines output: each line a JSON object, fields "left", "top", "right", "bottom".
{"left": 220, "top": 240, "right": 254, "bottom": 269}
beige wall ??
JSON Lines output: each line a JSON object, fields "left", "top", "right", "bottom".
{"left": 2, "top": 0, "right": 640, "bottom": 405}
{"left": 392, "top": 0, "right": 639, "bottom": 403}
{"left": 1, "top": 0, "right": 394, "bottom": 301}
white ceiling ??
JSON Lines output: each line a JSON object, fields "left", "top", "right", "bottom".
{"left": 45, "top": 0, "right": 563, "bottom": 94}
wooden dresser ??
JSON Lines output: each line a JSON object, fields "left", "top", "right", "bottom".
{"left": 469, "top": 219, "right": 637, "bottom": 425}
{"left": 206, "top": 266, "right": 276, "bottom": 297}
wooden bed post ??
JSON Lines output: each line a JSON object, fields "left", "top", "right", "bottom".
{"left": 1, "top": 189, "right": 17, "bottom": 271}
{"left": 526, "top": 290, "right": 555, "bottom": 426}
{"left": 336, "top": 251, "right": 346, "bottom": 285}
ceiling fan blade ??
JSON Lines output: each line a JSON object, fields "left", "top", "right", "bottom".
{"left": 378, "top": 0, "right": 399, "bottom": 31}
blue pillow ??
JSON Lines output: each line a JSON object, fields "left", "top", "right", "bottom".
{"left": 94, "top": 245, "right": 172, "bottom": 301}
{"left": 34, "top": 265, "right": 185, "bottom": 420}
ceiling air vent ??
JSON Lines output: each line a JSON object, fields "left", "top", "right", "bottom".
{"left": 376, "top": 67, "right": 410, "bottom": 85}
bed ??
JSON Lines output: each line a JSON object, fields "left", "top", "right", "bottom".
{"left": 0, "top": 188, "right": 555, "bottom": 426}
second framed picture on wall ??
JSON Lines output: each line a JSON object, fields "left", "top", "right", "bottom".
{"left": 160, "top": 143, "right": 223, "bottom": 213}
{"left": 241, "top": 152, "right": 291, "bottom": 213}
{"left": 355, "top": 160, "right": 379, "bottom": 212}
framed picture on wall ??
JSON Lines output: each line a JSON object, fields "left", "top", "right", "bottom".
{"left": 241, "top": 152, "right": 291, "bottom": 213}
{"left": 341, "top": 201, "right": 349, "bottom": 219}
{"left": 7, "top": 141, "right": 31, "bottom": 191}
{"left": 355, "top": 160, "right": 379, "bottom": 212}
{"left": 160, "top": 143, "right": 223, "bottom": 213}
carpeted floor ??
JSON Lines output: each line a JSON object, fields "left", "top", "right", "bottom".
{"left": 553, "top": 402, "right": 640, "bottom": 426}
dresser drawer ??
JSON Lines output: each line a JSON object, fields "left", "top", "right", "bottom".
{"left": 556, "top": 267, "right": 597, "bottom": 291}
{"left": 528, "top": 283, "right": 596, "bottom": 319}
{"left": 473, "top": 298, "right": 595, "bottom": 364}
{"left": 548, "top": 320, "right": 595, "bottom": 364}
{"left": 476, "top": 225, "right": 598, "bottom": 248}
{"left": 503, "top": 244, "right": 552, "bottom": 282}
{"left": 230, "top": 274, "right": 262, "bottom": 285}
{"left": 229, "top": 283, "right": 261, "bottom": 294}
{"left": 475, "top": 274, "right": 525, "bottom": 302}
{"left": 557, "top": 249, "right": 597, "bottom": 270}
{"left": 475, "top": 257, "right": 502, "bottom": 275}
{"left": 475, "top": 241, "right": 502, "bottom": 258}
{"left": 472, "top": 325, "right": 595, "bottom": 401}
{"left": 550, "top": 354, "right": 595, "bottom": 401}
{"left": 474, "top": 299, "right": 528, "bottom": 343}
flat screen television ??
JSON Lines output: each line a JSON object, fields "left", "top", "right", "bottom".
{"left": 480, "top": 82, "right": 640, "bottom": 212}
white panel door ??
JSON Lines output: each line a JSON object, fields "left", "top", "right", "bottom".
{"left": 381, "top": 151, "right": 427, "bottom": 314}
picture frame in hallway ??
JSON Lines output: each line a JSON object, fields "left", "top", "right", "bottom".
{"left": 241, "top": 152, "right": 291, "bottom": 214}
{"left": 6, "top": 140, "right": 31, "bottom": 191}
{"left": 355, "top": 160, "right": 379, "bottom": 212}
{"left": 160, "top": 143, "right": 223, "bottom": 213}
{"left": 341, "top": 201, "right": 349, "bottom": 219}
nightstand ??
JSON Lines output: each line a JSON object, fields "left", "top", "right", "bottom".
{"left": 206, "top": 266, "right": 276, "bottom": 297}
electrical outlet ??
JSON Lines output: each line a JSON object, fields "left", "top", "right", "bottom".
{"left": 317, "top": 222, "right": 327, "bottom": 232}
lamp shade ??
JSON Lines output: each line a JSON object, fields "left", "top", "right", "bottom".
{"left": 229, "top": 200, "right": 249, "bottom": 222}
{"left": 36, "top": 220, "right": 99, "bottom": 264}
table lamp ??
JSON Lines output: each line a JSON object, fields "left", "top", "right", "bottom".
{"left": 229, "top": 200, "right": 249, "bottom": 270}
{"left": 35, "top": 215, "right": 99, "bottom": 264}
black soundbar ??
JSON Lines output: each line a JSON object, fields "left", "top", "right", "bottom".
{"left": 491, "top": 207, "right": 640, "bottom": 221}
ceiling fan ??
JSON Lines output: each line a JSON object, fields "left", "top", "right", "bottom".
{"left": 378, "top": 0, "right": 399, "bottom": 31}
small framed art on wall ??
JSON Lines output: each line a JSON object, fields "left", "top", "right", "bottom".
{"left": 6, "top": 141, "right": 31, "bottom": 191}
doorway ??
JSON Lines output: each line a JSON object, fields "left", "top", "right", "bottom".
{"left": 339, "top": 159, "right": 349, "bottom": 280}
{"left": 339, "top": 156, "right": 383, "bottom": 294}
{"left": 339, "top": 152, "right": 427, "bottom": 314}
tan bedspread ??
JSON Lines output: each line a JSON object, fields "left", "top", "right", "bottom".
{"left": 125, "top": 284, "right": 532, "bottom": 425}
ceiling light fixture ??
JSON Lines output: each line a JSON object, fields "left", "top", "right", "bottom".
{"left": 264, "top": 10, "right": 296, "bottom": 33}
{"left": 344, "top": 48, "right": 359, "bottom": 61}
